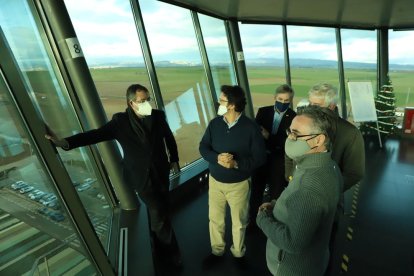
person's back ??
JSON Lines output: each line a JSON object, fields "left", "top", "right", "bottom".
{"left": 331, "top": 115, "right": 365, "bottom": 191}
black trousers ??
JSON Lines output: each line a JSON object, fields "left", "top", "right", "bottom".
{"left": 249, "top": 153, "right": 288, "bottom": 224}
{"left": 139, "top": 175, "right": 180, "bottom": 258}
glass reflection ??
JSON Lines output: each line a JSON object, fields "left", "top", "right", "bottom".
{"left": 140, "top": 0, "right": 216, "bottom": 166}
{"left": 0, "top": 71, "right": 97, "bottom": 275}
{"left": 0, "top": 0, "right": 112, "bottom": 251}
{"left": 198, "top": 14, "right": 236, "bottom": 99}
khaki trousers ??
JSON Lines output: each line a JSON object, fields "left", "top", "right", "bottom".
{"left": 208, "top": 175, "right": 250, "bottom": 257}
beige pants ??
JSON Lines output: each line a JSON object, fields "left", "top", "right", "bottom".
{"left": 208, "top": 175, "right": 250, "bottom": 257}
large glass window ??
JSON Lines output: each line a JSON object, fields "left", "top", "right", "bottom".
{"left": 0, "top": 71, "right": 97, "bottom": 275}
{"left": 65, "top": 0, "right": 153, "bottom": 119}
{"left": 198, "top": 14, "right": 236, "bottom": 98}
{"left": 389, "top": 30, "right": 414, "bottom": 127}
{"left": 239, "top": 24, "right": 286, "bottom": 115}
{"left": 140, "top": 0, "right": 216, "bottom": 167}
{"left": 341, "top": 29, "right": 377, "bottom": 122}
{"left": 0, "top": 0, "right": 112, "bottom": 252}
{"left": 287, "top": 26, "right": 339, "bottom": 111}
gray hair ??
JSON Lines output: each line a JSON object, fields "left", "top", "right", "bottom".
{"left": 308, "top": 83, "right": 338, "bottom": 106}
{"left": 297, "top": 105, "right": 336, "bottom": 150}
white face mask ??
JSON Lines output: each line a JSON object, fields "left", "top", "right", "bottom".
{"left": 133, "top": 101, "right": 152, "bottom": 116}
{"left": 217, "top": 104, "right": 228, "bottom": 116}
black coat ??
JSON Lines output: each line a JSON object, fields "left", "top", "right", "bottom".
{"left": 65, "top": 109, "right": 178, "bottom": 192}
{"left": 255, "top": 106, "right": 296, "bottom": 154}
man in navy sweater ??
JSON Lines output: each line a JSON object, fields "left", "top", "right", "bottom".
{"left": 199, "top": 85, "right": 266, "bottom": 269}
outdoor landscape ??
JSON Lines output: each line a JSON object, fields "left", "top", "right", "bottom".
{"left": 81, "top": 64, "right": 414, "bottom": 166}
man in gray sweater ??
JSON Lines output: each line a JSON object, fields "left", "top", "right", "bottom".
{"left": 257, "top": 105, "right": 343, "bottom": 275}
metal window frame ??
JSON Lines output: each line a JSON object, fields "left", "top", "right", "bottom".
{"left": 35, "top": 0, "right": 139, "bottom": 212}
{"left": 0, "top": 27, "right": 115, "bottom": 275}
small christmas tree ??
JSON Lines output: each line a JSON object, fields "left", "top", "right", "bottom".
{"left": 360, "top": 79, "right": 398, "bottom": 137}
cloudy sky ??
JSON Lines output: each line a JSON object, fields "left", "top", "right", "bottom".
{"left": 1, "top": 0, "right": 414, "bottom": 66}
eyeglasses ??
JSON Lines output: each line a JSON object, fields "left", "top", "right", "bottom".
{"left": 218, "top": 98, "right": 228, "bottom": 104}
{"left": 286, "top": 129, "right": 321, "bottom": 141}
{"left": 132, "top": 97, "right": 151, "bottom": 104}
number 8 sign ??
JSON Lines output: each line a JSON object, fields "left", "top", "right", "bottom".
{"left": 65, "top": 37, "right": 84, "bottom": 58}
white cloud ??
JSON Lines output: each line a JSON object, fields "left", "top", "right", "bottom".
{"left": 204, "top": 37, "right": 228, "bottom": 47}
{"left": 244, "top": 46, "right": 284, "bottom": 58}
{"left": 63, "top": 0, "right": 414, "bottom": 65}
{"left": 65, "top": 0, "right": 131, "bottom": 18}
{"left": 342, "top": 38, "right": 377, "bottom": 63}
{"left": 289, "top": 41, "right": 337, "bottom": 60}
{"left": 389, "top": 31, "right": 414, "bottom": 64}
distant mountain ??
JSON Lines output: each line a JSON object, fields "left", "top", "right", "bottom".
{"left": 244, "top": 58, "right": 414, "bottom": 70}
{"left": 87, "top": 57, "right": 413, "bottom": 71}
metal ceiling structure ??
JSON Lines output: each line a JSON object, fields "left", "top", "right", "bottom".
{"left": 160, "top": 0, "right": 414, "bottom": 30}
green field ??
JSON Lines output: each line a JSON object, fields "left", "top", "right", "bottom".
{"left": 86, "top": 66, "right": 413, "bottom": 109}
{"left": 24, "top": 66, "right": 414, "bottom": 166}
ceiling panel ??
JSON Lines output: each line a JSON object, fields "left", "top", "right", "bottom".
{"left": 160, "top": 0, "right": 414, "bottom": 29}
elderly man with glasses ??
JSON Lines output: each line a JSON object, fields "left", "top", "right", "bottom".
{"left": 256, "top": 105, "right": 343, "bottom": 276}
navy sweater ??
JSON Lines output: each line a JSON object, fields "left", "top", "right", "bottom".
{"left": 199, "top": 114, "right": 266, "bottom": 183}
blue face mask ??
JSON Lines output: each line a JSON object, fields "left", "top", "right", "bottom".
{"left": 274, "top": 101, "right": 290, "bottom": 113}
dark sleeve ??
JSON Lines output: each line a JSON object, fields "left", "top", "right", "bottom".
{"left": 160, "top": 111, "right": 179, "bottom": 163}
{"left": 199, "top": 122, "right": 219, "bottom": 164}
{"left": 65, "top": 117, "right": 118, "bottom": 150}
{"left": 256, "top": 186, "right": 323, "bottom": 254}
{"left": 236, "top": 124, "right": 266, "bottom": 172}
{"left": 342, "top": 128, "right": 365, "bottom": 191}
{"left": 255, "top": 107, "right": 265, "bottom": 126}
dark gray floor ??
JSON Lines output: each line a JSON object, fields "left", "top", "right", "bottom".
{"left": 129, "top": 137, "right": 414, "bottom": 276}
{"left": 339, "top": 138, "right": 414, "bottom": 276}
{"left": 168, "top": 189, "right": 271, "bottom": 276}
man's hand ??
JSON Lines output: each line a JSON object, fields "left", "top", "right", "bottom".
{"left": 218, "top": 159, "right": 237, "bottom": 169}
{"left": 261, "top": 126, "right": 270, "bottom": 140}
{"left": 44, "top": 124, "right": 69, "bottom": 148}
{"left": 258, "top": 202, "right": 274, "bottom": 214}
{"left": 218, "top": 153, "right": 233, "bottom": 163}
{"left": 170, "top": 162, "right": 180, "bottom": 174}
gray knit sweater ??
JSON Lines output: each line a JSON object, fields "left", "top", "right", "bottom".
{"left": 257, "top": 152, "right": 342, "bottom": 276}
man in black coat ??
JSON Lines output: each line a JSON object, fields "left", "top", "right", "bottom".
{"left": 45, "top": 84, "right": 182, "bottom": 267}
{"left": 249, "top": 84, "right": 296, "bottom": 229}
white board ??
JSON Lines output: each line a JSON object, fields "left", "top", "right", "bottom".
{"left": 347, "top": 81, "right": 378, "bottom": 122}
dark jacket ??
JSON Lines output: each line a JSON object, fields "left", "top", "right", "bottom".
{"left": 64, "top": 110, "right": 178, "bottom": 192}
{"left": 199, "top": 114, "right": 266, "bottom": 183}
{"left": 255, "top": 106, "right": 296, "bottom": 154}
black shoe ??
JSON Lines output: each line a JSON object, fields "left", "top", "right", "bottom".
{"left": 202, "top": 254, "right": 223, "bottom": 270}
{"left": 234, "top": 256, "right": 248, "bottom": 269}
